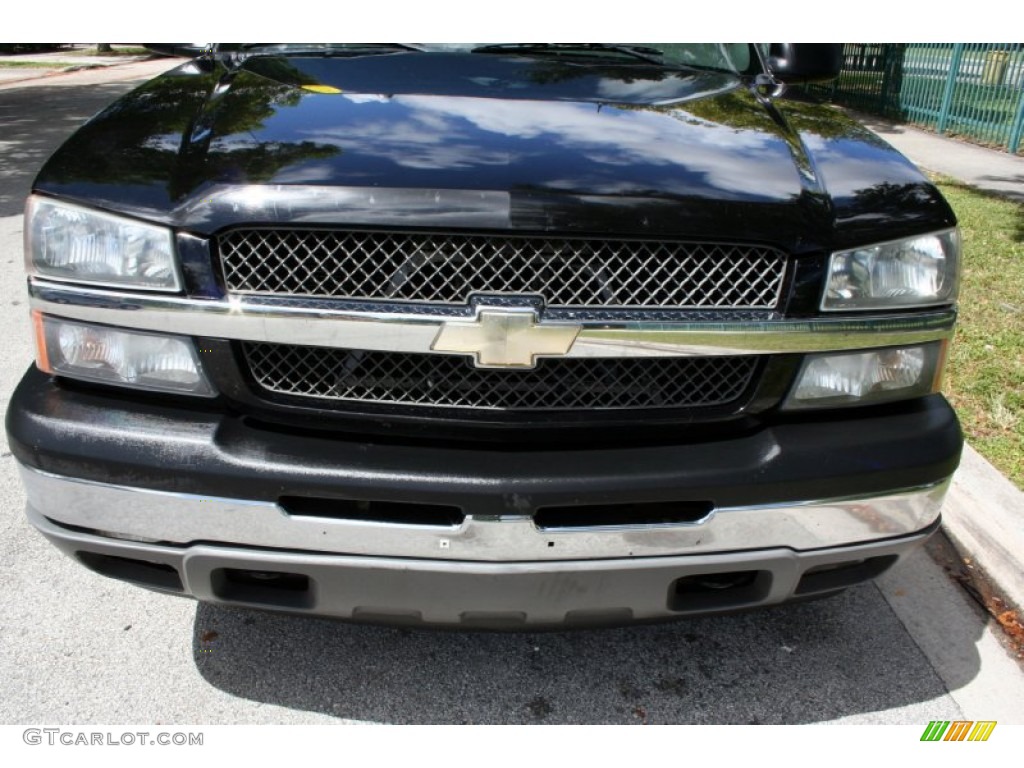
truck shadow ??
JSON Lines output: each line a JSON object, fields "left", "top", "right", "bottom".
{"left": 190, "top": 578, "right": 979, "bottom": 724}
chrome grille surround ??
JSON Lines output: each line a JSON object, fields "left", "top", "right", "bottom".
{"left": 243, "top": 343, "right": 759, "bottom": 411}
{"left": 218, "top": 229, "right": 788, "bottom": 309}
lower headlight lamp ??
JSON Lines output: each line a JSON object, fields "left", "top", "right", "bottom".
{"left": 784, "top": 342, "right": 945, "bottom": 410}
{"left": 34, "top": 313, "right": 215, "bottom": 397}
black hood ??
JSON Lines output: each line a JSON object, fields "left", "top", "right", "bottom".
{"left": 34, "top": 52, "right": 954, "bottom": 252}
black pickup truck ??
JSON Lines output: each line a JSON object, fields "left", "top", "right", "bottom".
{"left": 7, "top": 44, "right": 962, "bottom": 628}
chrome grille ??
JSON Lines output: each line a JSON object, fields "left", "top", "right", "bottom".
{"left": 243, "top": 343, "right": 758, "bottom": 411}
{"left": 219, "top": 230, "right": 787, "bottom": 308}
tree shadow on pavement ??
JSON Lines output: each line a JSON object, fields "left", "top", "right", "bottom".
{"left": 191, "top": 582, "right": 973, "bottom": 724}
{"left": 0, "top": 82, "right": 140, "bottom": 217}
{"left": 977, "top": 174, "right": 1024, "bottom": 205}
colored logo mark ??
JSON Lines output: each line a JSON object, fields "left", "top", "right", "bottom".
{"left": 920, "top": 721, "right": 997, "bottom": 741}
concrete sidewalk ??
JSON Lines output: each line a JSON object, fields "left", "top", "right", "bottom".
{"left": 0, "top": 46, "right": 177, "bottom": 88}
{"left": 856, "top": 113, "right": 1024, "bottom": 625}
{"left": 856, "top": 112, "right": 1024, "bottom": 201}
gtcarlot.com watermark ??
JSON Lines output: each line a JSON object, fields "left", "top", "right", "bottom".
{"left": 23, "top": 729, "right": 203, "bottom": 746}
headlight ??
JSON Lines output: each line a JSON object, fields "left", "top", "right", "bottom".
{"left": 822, "top": 230, "right": 959, "bottom": 311}
{"left": 34, "top": 313, "right": 215, "bottom": 397}
{"left": 25, "top": 196, "right": 181, "bottom": 291}
{"left": 783, "top": 342, "right": 945, "bottom": 410}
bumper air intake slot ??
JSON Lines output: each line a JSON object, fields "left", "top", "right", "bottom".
{"left": 795, "top": 555, "right": 899, "bottom": 595}
{"left": 534, "top": 500, "right": 714, "bottom": 530}
{"left": 76, "top": 552, "right": 183, "bottom": 592}
{"left": 212, "top": 568, "right": 313, "bottom": 609}
{"left": 279, "top": 496, "right": 465, "bottom": 527}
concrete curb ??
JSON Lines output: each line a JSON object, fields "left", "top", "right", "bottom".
{"left": 941, "top": 444, "right": 1024, "bottom": 616}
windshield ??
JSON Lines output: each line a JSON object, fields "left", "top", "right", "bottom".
{"left": 237, "top": 44, "right": 753, "bottom": 74}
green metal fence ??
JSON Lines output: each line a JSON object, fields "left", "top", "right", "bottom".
{"left": 805, "top": 43, "right": 1024, "bottom": 155}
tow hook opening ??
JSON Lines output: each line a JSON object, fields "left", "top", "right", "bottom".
{"left": 668, "top": 570, "right": 772, "bottom": 611}
{"left": 212, "top": 568, "right": 314, "bottom": 609}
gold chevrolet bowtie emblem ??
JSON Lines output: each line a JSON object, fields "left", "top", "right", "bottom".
{"left": 431, "top": 308, "right": 581, "bottom": 368}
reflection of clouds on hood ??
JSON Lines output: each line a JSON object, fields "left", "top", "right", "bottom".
{"left": 142, "top": 134, "right": 183, "bottom": 152}
{"left": 341, "top": 94, "right": 391, "bottom": 104}
{"left": 311, "top": 118, "right": 509, "bottom": 170}
{"left": 299, "top": 94, "right": 802, "bottom": 199}
{"left": 273, "top": 165, "right": 338, "bottom": 183}
{"left": 409, "top": 96, "right": 799, "bottom": 198}
{"left": 542, "top": 178, "right": 665, "bottom": 195}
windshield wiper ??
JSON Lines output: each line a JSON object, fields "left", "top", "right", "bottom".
{"left": 471, "top": 43, "right": 669, "bottom": 66}
{"left": 228, "top": 44, "right": 423, "bottom": 71}
{"left": 239, "top": 44, "right": 423, "bottom": 57}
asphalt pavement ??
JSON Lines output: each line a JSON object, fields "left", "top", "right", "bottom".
{"left": 0, "top": 58, "right": 1022, "bottom": 725}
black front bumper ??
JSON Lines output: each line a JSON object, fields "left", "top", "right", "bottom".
{"left": 8, "top": 367, "right": 962, "bottom": 511}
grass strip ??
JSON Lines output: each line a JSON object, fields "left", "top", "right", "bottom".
{"left": 934, "top": 177, "right": 1023, "bottom": 488}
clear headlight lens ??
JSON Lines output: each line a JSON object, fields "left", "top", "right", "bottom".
{"left": 26, "top": 196, "right": 180, "bottom": 291}
{"left": 783, "top": 342, "right": 945, "bottom": 410}
{"left": 823, "top": 230, "right": 960, "bottom": 311}
{"left": 35, "top": 313, "right": 215, "bottom": 397}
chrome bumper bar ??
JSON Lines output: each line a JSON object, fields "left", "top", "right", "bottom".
{"left": 20, "top": 464, "right": 949, "bottom": 561}
{"left": 26, "top": 498, "right": 941, "bottom": 628}
{"left": 29, "top": 280, "right": 956, "bottom": 357}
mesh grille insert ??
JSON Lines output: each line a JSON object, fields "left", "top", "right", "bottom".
{"left": 219, "top": 230, "right": 787, "bottom": 309}
{"left": 243, "top": 343, "right": 759, "bottom": 411}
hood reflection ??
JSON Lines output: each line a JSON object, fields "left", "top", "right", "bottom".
{"left": 33, "top": 54, "right": 952, "bottom": 246}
